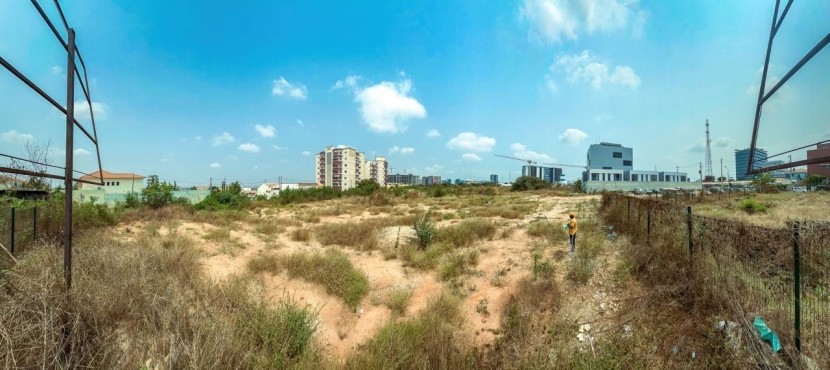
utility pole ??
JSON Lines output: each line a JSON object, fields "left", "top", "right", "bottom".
{"left": 720, "top": 158, "right": 723, "bottom": 181}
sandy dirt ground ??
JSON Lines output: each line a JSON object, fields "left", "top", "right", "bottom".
{"left": 117, "top": 194, "right": 624, "bottom": 361}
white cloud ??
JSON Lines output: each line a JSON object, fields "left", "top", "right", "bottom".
{"left": 73, "top": 148, "right": 91, "bottom": 156}
{"left": 332, "top": 75, "right": 361, "bottom": 90}
{"left": 510, "top": 142, "right": 554, "bottom": 162}
{"left": 713, "top": 137, "right": 734, "bottom": 148}
{"left": 195, "top": 135, "right": 203, "bottom": 141}
{"left": 51, "top": 66, "right": 62, "bottom": 75}
{"left": 272, "top": 145, "right": 284, "bottom": 150}
{"left": 446, "top": 132, "right": 496, "bottom": 152}
{"left": 688, "top": 137, "right": 735, "bottom": 152}
{"left": 338, "top": 73, "right": 427, "bottom": 133}
{"left": 462, "top": 153, "right": 482, "bottom": 162}
{"left": 209, "top": 162, "right": 222, "bottom": 169}
{"left": 302, "top": 151, "right": 312, "bottom": 156}
{"left": 73, "top": 101, "right": 108, "bottom": 120}
{"left": 272, "top": 76, "right": 308, "bottom": 100}
{"left": 253, "top": 165, "right": 259, "bottom": 170}
{"left": 1, "top": 130, "right": 34, "bottom": 143}
{"left": 296, "top": 119, "right": 305, "bottom": 127}
{"left": 254, "top": 124, "right": 276, "bottom": 138}
{"left": 558, "top": 128, "right": 588, "bottom": 144}
{"left": 389, "top": 146, "right": 415, "bottom": 155}
{"left": 545, "top": 75, "right": 559, "bottom": 93}
{"left": 551, "top": 50, "right": 640, "bottom": 90}
{"left": 519, "top": 0, "right": 639, "bottom": 44}
{"left": 212, "top": 132, "right": 235, "bottom": 146}
{"left": 426, "top": 129, "right": 441, "bottom": 138}
{"left": 425, "top": 164, "right": 444, "bottom": 173}
{"left": 238, "top": 143, "right": 260, "bottom": 153}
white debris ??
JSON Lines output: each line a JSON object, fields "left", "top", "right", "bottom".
{"left": 579, "top": 323, "right": 592, "bottom": 333}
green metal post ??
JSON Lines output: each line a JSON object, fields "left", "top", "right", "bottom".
{"left": 687, "top": 206, "right": 693, "bottom": 256}
{"left": 793, "top": 221, "right": 801, "bottom": 352}
{"left": 10, "top": 207, "right": 15, "bottom": 254}
{"left": 33, "top": 206, "right": 37, "bottom": 240}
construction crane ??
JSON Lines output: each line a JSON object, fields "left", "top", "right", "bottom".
{"left": 541, "top": 162, "right": 587, "bottom": 169}
{"left": 495, "top": 154, "right": 537, "bottom": 166}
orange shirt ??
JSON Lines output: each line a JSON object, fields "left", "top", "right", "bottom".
{"left": 568, "top": 219, "right": 578, "bottom": 235}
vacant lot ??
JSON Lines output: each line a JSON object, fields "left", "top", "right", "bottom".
{"left": 693, "top": 191, "right": 830, "bottom": 227}
{"left": 0, "top": 188, "right": 728, "bottom": 368}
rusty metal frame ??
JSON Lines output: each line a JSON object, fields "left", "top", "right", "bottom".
{"left": 747, "top": 0, "right": 830, "bottom": 175}
{"left": 0, "top": 1, "right": 105, "bottom": 299}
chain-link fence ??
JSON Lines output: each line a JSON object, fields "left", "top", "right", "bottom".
{"left": 601, "top": 193, "right": 829, "bottom": 368}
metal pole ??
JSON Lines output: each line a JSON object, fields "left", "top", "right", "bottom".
{"left": 10, "top": 207, "right": 15, "bottom": 254}
{"left": 687, "top": 206, "right": 693, "bottom": 256}
{"left": 32, "top": 206, "right": 37, "bottom": 240}
{"left": 647, "top": 207, "right": 651, "bottom": 242}
{"left": 793, "top": 221, "right": 801, "bottom": 352}
{"left": 64, "top": 28, "right": 76, "bottom": 291}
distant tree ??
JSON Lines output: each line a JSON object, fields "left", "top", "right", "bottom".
{"left": 572, "top": 179, "right": 584, "bottom": 193}
{"left": 228, "top": 181, "right": 242, "bottom": 195}
{"left": 511, "top": 176, "right": 551, "bottom": 191}
{"left": 751, "top": 173, "right": 777, "bottom": 193}
{"left": 142, "top": 175, "right": 175, "bottom": 208}
{"left": 803, "top": 174, "right": 825, "bottom": 186}
{"left": 355, "top": 179, "right": 381, "bottom": 196}
{"left": 7, "top": 139, "right": 53, "bottom": 190}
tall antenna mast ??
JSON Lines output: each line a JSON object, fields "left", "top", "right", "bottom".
{"left": 704, "top": 119, "right": 713, "bottom": 180}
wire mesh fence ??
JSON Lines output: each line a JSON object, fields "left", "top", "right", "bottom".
{"left": 600, "top": 193, "right": 829, "bottom": 368}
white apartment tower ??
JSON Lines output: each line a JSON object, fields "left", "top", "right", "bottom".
{"left": 315, "top": 146, "right": 388, "bottom": 190}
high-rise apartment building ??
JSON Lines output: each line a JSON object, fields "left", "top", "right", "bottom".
{"left": 315, "top": 146, "right": 387, "bottom": 190}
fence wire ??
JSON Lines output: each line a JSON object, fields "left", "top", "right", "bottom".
{"left": 601, "top": 193, "right": 829, "bottom": 368}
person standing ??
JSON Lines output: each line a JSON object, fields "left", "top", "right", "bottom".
{"left": 567, "top": 212, "right": 578, "bottom": 256}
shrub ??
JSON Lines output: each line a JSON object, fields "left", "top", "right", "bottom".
{"left": 526, "top": 221, "right": 560, "bottom": 244}
{"left": 385, "top": 287, "right": 413, "bottom": 316}
{"left": 412, "top": 211, "right": 437, "bottom": 250}
{"left": 315, "top": 221, "right": 379, "bottom": 250}
{"left": 511, "top": 176, "right": 551, "bottom": 191}
{"left": 739, "top": 197, "right": 767, "bottom": 214}
{"left": 345, "top": 294, "right": 475, "bottom": 369}
{"left": 248, "top": 250, "right": 370, "bottom": 309}
{"left": 291, "top": 227, "right": 311, "bottom": 242}
{"left": 141, "top": 175, "right": 175, "bottom": 208}
{"left": 436, "top": 218, "right": 497, "bottom": 248}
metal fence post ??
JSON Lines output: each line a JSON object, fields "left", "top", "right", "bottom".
{"left": 793, "top": 221, "right": 801, "bottom": 352}
{"left": 33, "top": 206, "right": 37, "bottom": 240}
{"left": 647, "top": 207, "right": 652, "bottom": 242}
{"left": 687, "top": 206, "right": 693, "bottom": 256}
{"left": 627, "top": 197, "right": 631, "bottom": 222}
{"left": 10, "top": 207, "right": 15, "bottom": 254}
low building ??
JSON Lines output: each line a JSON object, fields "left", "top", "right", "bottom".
{"left": 659, "top": 171, "right": 687, "bottom": 182}
{"left": 625, "top": 170, "right": 659, "bottom": 182}
{"left": 257, "top": 183, "right": 281, "bottom": 198}
{"left": 78, "top": 170, "right": 145, "bottom": 194}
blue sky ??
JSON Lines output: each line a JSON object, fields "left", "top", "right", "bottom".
{"left": 1, "top": 0, "right": 828, "bottom": 187}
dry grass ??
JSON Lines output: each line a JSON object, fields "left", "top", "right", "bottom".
{"left": 436, "top": 218, "right": 497, "bottom": 249}
{"left": 693, "top": 192, "right": 830, "bottom": 227}
{"left": 0, "top": 233, "right": 329, "bottom": 369}
{"left": 314, "top": 221, "right": 379, "bottom": 250}
{"left": 291, "top": 228, "right": 311, "bottom": 242}
{"left": 247, "top": 250, "right": 370, "bottom": 309}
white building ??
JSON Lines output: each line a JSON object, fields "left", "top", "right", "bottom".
{"left": 315, "top": 146, "right": 388, "bottom": 190}
{"left": 78, "top": 170, "right": 145, "bottom": 194}
{"left": 257, "top": 183, "right": 281, "bottom": 198}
